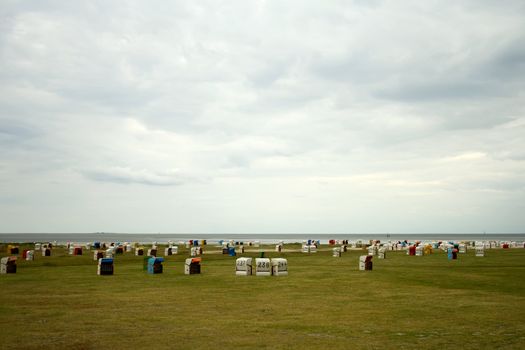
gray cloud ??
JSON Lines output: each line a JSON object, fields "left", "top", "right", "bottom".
{"left": 0, "top": 119, "right": 42, "bottom": 141}
{"left": 82, "top": 167, "right": 188, "bottom": 186}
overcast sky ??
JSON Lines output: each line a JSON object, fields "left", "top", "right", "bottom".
{"left": 1, "top": 1, "right": 524, "bottom": 233}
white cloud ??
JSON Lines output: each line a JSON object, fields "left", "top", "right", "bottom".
{"left": 442, "top": 152, "right": 487, "bottom": 162}
{"left": 82, "top": 167, "right": 187, "bottom": 186}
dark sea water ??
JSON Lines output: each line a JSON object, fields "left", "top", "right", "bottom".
{"left": 0, "top": 233, "right": 524, "bottom": 244}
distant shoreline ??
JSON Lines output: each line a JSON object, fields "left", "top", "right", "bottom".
{"left": 1, "top": 232, "right": 524, "bottom": 244}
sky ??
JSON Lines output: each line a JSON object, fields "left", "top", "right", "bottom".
{"left": 1, "top": 0, "right": 524, "bottom": 234}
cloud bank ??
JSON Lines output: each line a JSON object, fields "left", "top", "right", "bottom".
{"left": 1, "top": 0, "right": 524, "bottom": 233}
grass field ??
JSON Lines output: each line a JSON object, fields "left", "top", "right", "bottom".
{"left": 0, "top": 243, "right": 524, "bottom": 349}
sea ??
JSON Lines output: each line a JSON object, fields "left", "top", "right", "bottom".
{"left": 0, "top": 233, "right": 524, "bottom": 244}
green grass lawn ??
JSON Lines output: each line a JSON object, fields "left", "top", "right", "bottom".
{"left": 1, "top": 244, "right": 524, "bottom": 349}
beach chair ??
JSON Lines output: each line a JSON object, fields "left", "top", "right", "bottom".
{"left": 271, "top": 258, "right": 288, "bottom": 276}
{"left": 105, "top": 248, "right": 114, "bottom": 258}
{"left": 26, "top": 250, "right": 34, "bottom": 261}
{"left": 333, "top": 247, "right": 341, "bottom": 257}
{"left": 235, "top": 257, "right": 253, "bottom": 276}
{"left": 255, "top": 258, "right": 271, "bottom": 276}
{"left": 147, "top": 257, "right": 164, "bottom": 274}
{"left": 0, "top": 257, "right": 17, "bottom": 274}
{"left": 415, "top": 246, "right": 423, "bottom": 256}
{"left": 185, "top": 258, "right": 201, "bottom": 275}
{"left": 475, "top": 247, "right": 484, "bottom": 257}
{"left": 378, "top": 247, "right": 386, "bottom": 259}
{"left": 7, "top": 245, "right": 19, "bottom": 255}
{"left": 147, "top": 248, "right": 157, "bottom": 257}
{"left": 165, "top": 246, "right": 178, "bottom": 256}
{"left": 97, "top": 258, "right": 114, "bottom": 275}
{"left": 359, "top": 255, "right": 373, "bottom": 271}
{"left": 191, "top": 247, "right": 202, "bottom": 257}
{"left": 228, "top": 247, "right": 236, "bottom": 257}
